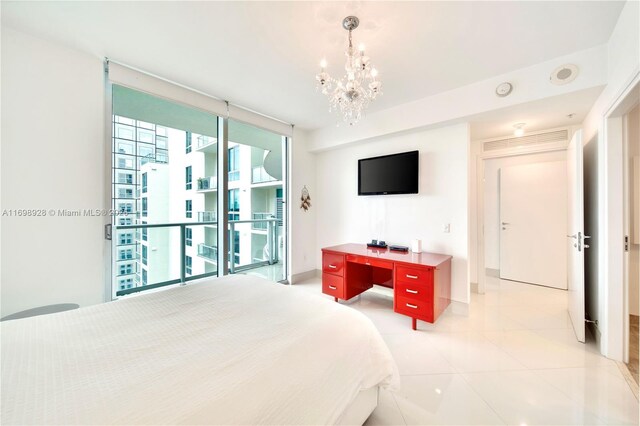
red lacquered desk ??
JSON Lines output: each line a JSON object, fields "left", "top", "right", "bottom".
{"left": 321, "top": 243, "right": 452, "bottom": 330}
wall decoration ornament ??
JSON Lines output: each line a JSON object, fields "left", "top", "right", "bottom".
{"left": 300, "top": 185, "right": 312, "bottom": 211}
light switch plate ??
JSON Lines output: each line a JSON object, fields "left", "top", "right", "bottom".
{"left": 444, "top": 223, "right": 451, "bottom": 233}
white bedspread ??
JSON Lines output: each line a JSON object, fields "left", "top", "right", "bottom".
{"left": 1, "top": 275, "right": 398, "bottom": 425}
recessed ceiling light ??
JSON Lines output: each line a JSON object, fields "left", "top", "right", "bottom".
{"left": 513, "top": 123, "right": 526, "bottom": 137}
{"left": 567, "top": 113, "right": 575, "bottom": 119}
{"left": 550, "top": 64, "right": 579, "bottom": 85}
{"left": 495, "top": 82, "right": 513, "bottom": 97}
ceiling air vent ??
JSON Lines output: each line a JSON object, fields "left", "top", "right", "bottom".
{"left": 483, "top": 129, "right": 569, "bottom": 152}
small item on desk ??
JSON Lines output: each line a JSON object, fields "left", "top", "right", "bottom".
{"left": 389, "top": 245, "right": 409, "bottom": 252}
{"left": 367, "top": 239, "right": 388, "bottom": 248}
{"left": 411, "top": 239, "right": 422, "bottom": 253}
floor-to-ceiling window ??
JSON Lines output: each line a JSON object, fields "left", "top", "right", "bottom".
{"left": 111, "top": 85, "right": 219, "bottom": 297}
{"left": 110, "top": 81, "right": 289, "bottom": 297}
{"left": 226, "top": 120, "right": 287, "bottom": 282}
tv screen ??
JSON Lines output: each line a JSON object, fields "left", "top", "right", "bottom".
{"left": 358, "top": 150, "right": 419, "bottom": 195}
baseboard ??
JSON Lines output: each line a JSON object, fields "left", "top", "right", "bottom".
{"left": 291, "top": 269, "right": 319, "bottom": 284}
{"left": 449, "top": 300, "right": 470, "bottom": 316}
{"left": 485, "top": 268, "right": 500, "bottom": 278}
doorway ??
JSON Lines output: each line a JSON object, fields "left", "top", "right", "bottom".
{"left": 473, "top": 132, "right": 583, "bottom": 339}
{"left": 601, "top": 77, "right": 639, "bottom": 368}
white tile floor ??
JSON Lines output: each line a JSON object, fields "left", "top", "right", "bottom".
{"left": 296, "top": 275, "right": 639, "bottom": 425}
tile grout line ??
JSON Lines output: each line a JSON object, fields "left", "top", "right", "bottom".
{"left": 388, "top": 391, "right": 408, "bottom": 426}
{"left": 456, "top": 371, "right": 510, "bottom": 425}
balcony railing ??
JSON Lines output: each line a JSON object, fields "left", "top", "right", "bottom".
{"left": 141, "top": 152, "right": 169, "bottom": 165}
{"left": 197, "top": 135, "right": 216, "bottom": 148}
{"left": 197, "top": 243, "right": 218, "bottom": 261}
{"left": 198, "top": 211, "right": 217, "bottom": 222}
{"left": 197, "top": 176, "right": 217, "bottom": 191}
{"left": 252, "top": 213, "right": 274, "bottom": 230}
{"left": 113, "top": 218, "right": 278, "bottom": 296}
{"left": 252, "top": 166, "right": 277, "bottom": 184}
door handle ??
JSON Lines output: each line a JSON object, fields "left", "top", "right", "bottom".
{"left": 501, "top": 222, "right": 510, "bottom": 225}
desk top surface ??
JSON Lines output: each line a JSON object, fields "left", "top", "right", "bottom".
{"left": 322, "top": 243, "right": 452, "bottom": 267}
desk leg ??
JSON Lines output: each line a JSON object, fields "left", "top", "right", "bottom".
{"left": 334, "top": 297, "right": 338, "bottom": 303}
{"left": 412, "top": 318, "right": 417, "bottom": 330}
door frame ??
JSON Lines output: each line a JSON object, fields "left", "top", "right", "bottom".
{"left": 473, "top": 127, "right": 575, "bottom": 294}
{"left": 602, "top": 72, "right": 639, "bottom": 361}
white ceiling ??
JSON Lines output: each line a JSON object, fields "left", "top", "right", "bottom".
{"left": 1, "top": 1, "right": 625, "bottom": 130}
{"left": 469, "top": 86, "right": 605, "bottom": 140}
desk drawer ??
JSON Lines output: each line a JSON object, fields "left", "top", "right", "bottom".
{"left": 322, "top": 273, "right": 344, "bottom": 299}
{"left": 395, "top": 281, "right": 433, "bottom": 301}
{"left": 395, "top": 295, "right": 434, "bottom": 322}
{"left": 395, "top": 265, "right": 433, "bottom": 287}
{"left": 346, "top": 254, "right": 393, "bottom": 270}
{"left": 322, "top": 253, "right": 344, "bottom": 276}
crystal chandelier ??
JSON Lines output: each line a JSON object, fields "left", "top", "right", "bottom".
{"left": 316, "top": 16, "right": 382, "bottom": 125}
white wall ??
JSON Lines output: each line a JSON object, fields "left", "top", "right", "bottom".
{"left": 483, "top": 151, "right": 567, "bottom": 271}
{"left": 581, "top": 0, "right": 639, "bottom": 359}
{"left": 314, "top": 123, "right": 470, "bottom": 303}
{"left": 1, "top": 27, "right": 107, "bottom": 316}
{"left": 289, "top": 129, "right": 317, "bottom": 279}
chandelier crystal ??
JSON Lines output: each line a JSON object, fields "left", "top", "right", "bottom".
{"left": 316, "top": 16, "right": 382, "bottom": 125}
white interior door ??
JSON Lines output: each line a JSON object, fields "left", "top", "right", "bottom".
{"left": 567, "top": 130, "right": 586, "bottom": 342}
{"left": 499, "top": 161, "right": 568, "bottom": 288}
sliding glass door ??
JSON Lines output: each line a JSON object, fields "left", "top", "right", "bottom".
{"left": 226, "top": 120, "right": 288, "bottom": 282}
{"left": 111, "top": 85, "right": 219, "bottom": 298}
{"left": 110, "top": 84, "right": 288, "bottom": 298}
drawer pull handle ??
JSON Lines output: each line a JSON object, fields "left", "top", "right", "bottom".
{"left": 328, "top": 265, "right": 337, "bottom": 269}
{"left": 365, "top": 262, "right": 370, "bottom": 266}
{"left": 406, "top": 274, "right": 418, "bottom": 279}
{"left": 406, "top": 303, "right": 418, "bottom": 309}
{"left": 406, "top": 289, "right": 418, "bottom": 294}
{"left": 329, "top": 285, "right": 337, "bottom": 290}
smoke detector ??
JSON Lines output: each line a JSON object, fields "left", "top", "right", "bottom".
{"left": 550, "top": 64, "right": 579, "bottom": 85}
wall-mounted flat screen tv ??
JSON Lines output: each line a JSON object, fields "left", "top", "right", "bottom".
{"left": 358, "top": 150, "right": 419, "bottom": 195}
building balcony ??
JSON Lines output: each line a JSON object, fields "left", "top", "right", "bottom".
{"left": 197, "top": 135, "right": 215, "bottom": 148}
{"left": 196, "top": 135, "right": 217, "bottom": 153}
{"left": 197, "top": 243, "right": 218, "bottom": 263}
{"left": 251, "top": 166, "right": 277, "bottom": 184}
{"left": 197, "top": 176, "right": 217, "bottom": 191}
{"left": 140, "top": 152, "right": 169, "bottom": 165}
{"left": 197, "top": 211, "right": 217, "bottom": 222}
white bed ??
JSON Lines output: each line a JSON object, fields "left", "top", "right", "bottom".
{"left": 1, "top": 274, "right": 399, "bottom": 425}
